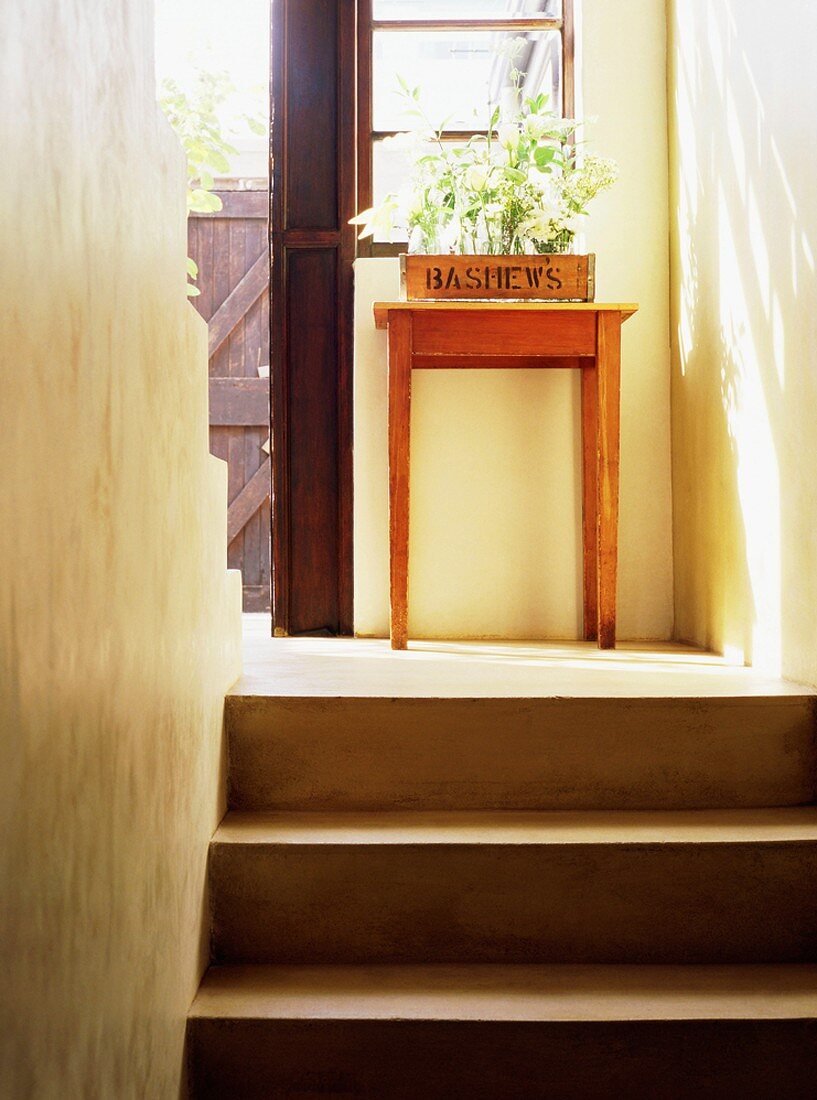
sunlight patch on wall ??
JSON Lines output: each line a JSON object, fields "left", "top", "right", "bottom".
{"left": 671, "top": 30, "right": 698, "bottom": 379}
{"left": 717, "top": 186, "right": 781, "bottom": 675}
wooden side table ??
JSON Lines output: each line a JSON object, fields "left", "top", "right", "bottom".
{"left": 373, "top": 301, "right": 638, "bottom": 650}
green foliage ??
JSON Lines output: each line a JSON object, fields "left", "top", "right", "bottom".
{"left": 351, "top": 47, "right": 617, "bottom": 256}
{"left": 159, "top": 69, "right": 267, "bottom": 294}
{"left": 160, "top": 70, "right": 235, "bottom": 216}
{"left": 186, "top": 257, "right": 201, "bottom": 297}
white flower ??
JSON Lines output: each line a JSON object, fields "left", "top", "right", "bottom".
{"left": 348, "top": 196, "right": 399, "bottom": 240}
{"left": 537, "top": 174, "right": 565, "bottom": 206}
{"left": 518, "top": 189, "right": 571, "bottom": 244}
{"left": 464, "top": 164, "right": 489, "bottom": 191}
{"left": 525, "top": 114, "right": 548, "bottom": 140}
{"left": 562, "top": 154, "right": 619, "bottom": 207}
{"left": 405, "top": 189, "right": 425, "bottom": 218}
{"left": 522, "top": 211, "right": 552, "bottom": 237}
{"left": 497, "top": 122, "right": 520, "bottom": 150}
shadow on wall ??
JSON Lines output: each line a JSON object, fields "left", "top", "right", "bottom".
{"left": 670, "top": 0, "right": 817, "bottom": 683}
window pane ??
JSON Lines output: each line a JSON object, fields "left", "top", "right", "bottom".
{"left": 373, "top": 137, "right": 478, "bottom": 242}
{"left": 374, "top": 0, "right": 561, "bottom": 20}
{"left": 373, "top": 29, "right": 562, "bottom": 132}
{"left": 372, "top": 138, "right": 442, "bottom": 240}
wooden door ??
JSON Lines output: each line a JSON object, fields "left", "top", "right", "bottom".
{"left": 270, "top": 0, "right": 356, "bottom": 635}
{"left": 189, "top": 188, "right": 271, "bottom": 613}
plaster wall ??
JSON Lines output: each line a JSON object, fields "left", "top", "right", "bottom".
{"left": 354, "top": 0, "right": 673, "bottom": 640}
{"left": 668, "top": 1, "right": 817, "bottom": 684}
{"left": 0, "top": 1, "right": 242, "bottom": 1096}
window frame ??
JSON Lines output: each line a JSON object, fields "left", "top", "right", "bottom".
{"left": 356, "top": 0, "right": 575, "bottom": 256}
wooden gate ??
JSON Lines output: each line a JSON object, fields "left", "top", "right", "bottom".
{"left": 189, "top": 187, "right": 271, "bottom": 612}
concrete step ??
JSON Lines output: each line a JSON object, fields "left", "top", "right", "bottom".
{"left": 226, "top": 693, "right": 817, "bottom": 811}
{"left": 187, "top": 962, "right": 817, "bottom": 1099}
{"left": 209, "top": 808, "right": 817, "bottom": 964}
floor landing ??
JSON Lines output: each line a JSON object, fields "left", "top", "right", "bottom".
{"left": 233, "top": 615, "right": 814, "bottom": 700}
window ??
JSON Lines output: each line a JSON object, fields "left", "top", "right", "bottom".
{"left": 357, "top": 0, "right": 575, "bottom": 253}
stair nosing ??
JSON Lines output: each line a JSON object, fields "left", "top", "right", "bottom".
{"left": 211, "top": 807, "right": 817, "bottom": 847}
{"left": 189, "top": 962, "right": 817, "bottom": 1023}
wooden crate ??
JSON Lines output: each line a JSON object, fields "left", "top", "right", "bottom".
{"left": 400, "top": 253, "right": 595, "bottom": 302}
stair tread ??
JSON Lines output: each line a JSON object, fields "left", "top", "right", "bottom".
{"left": 190, "top": 963, "right": 817, "bottom": 1022}
{"left": 214, "top": 807, "right": 817, "bottom": 846}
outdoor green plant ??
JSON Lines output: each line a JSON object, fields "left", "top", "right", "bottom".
{"left": 159, "top": 69, "right": 267, "bottom": 294}
{"left": 351, "top": 39, "right": 617, "bottom": 255}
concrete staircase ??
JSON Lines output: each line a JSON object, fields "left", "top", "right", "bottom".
{"left": 188, "top": 643, "right": 817, "bottom": 1097}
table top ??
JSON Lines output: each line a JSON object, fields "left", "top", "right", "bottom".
{"left": 374, "top": 301, "right": 639, "bottom": 328}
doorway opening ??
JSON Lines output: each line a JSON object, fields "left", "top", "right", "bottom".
{"left": 156, "top": 0, "right": 272, "bottom": 614}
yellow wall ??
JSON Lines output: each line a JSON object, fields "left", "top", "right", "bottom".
{"left": 0, "top": 2, "right": 242, "bottom": 1095}
{"left": 669, "top": 1, "right": 817, "bottom": 683}
{"left": 354, "top": 0, "right": 673, "bottom": 640}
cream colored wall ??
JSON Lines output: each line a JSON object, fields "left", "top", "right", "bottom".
{"left": 668, "top": 1, "right": 817, "bottom": 684}
{"left": 0, "top": 2, "right": 242, "bottom": 1096}
{"left": 354, "top": 0, "right": 673, "bottom": 640}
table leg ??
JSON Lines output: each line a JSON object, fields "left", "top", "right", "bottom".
{"left": 580, "top": 363, "right": 599, "bottom": 641}
{"left": 596, "top": 312, "right": 622, "bottom": 649}
{"left": 388, "top": 312, "right": 412, "bottom": 649}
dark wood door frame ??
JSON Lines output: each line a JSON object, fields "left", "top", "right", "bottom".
{"left": 270, "top": 0, "right": 357, "bottom": 636}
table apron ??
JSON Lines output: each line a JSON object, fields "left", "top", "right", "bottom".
{"left": 410, "top": 310, "right": 598, "bottom": 357}
{"left": 411, "top": 354, "right": 592, "bottom": 370}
